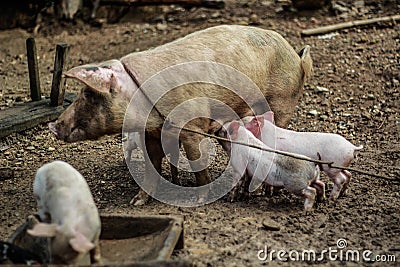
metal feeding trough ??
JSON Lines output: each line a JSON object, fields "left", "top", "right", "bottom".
{"left": 6, "top": 214, "right": 187, "bottom": 266}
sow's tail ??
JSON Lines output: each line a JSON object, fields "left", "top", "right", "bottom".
{"left": 298, "top": 45, "right": 313, "bottom": 82}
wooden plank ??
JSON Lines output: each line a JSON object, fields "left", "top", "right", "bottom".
{"left": 50, "top": 43, "right": 69, "bottom": 107}
{"left": 301, "top": 14, "right": 400, "bottom": 36}
{"left": 99, "top": 0, "right": 225, "bottom": 9}
{"left": 0, "top": 93, "right": 76, "bottom": 138}
{"left": 26, "top": 38, "right": 41, "bottom": 101}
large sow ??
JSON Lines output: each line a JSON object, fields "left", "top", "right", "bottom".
{"left": 48, "top": 25, "right": 313, "bottom": 204}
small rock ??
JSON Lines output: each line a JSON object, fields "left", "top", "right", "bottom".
{"left": 262, "top": 218, "right": 281, "bottom": 231}
{"left": 211, "top": 12, "right": 221, "bottom": 18}
{"left": 362, "top": 112, "right": 371, "bottom": 119}
{"left": 249, "top": 14, "right": 260, "bottom": 24}
{"left": 318, "top": 33, "right": 337, "bottom": 40}
{"left": 331, "top": 2, "right": 349, "bottom": 14}
{"left": 315, "top": 86, "right": 329, "bottom": 92}
{"left": 320, "top": 115, "right": 328, "bottom": 120}
{"left": 48, "top": 147, "right": 55, "bottom": 151}
{"left": 26, "top": 146, "right": 35, "bottom": 150}
{"left": 308, "top": 110, "right": 319, "bottom": 116}
{"left": 367, "top": 94, "right": 375, "bottom": 100}
{"left": 156, "top": 23, "right": 168, "bottom": 31}
{"left": 153, "top": 14, "right": 165, "bottom": 23}
{"left": 237, "top": 17, "right": 249, "bottom": 25}
{"left": 354, "top": 0, "right": 364, "bottom": 8}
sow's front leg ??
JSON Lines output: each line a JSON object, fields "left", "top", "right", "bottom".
{"left": 180, "top": 129, "right": 211, "bottom": 203}
{"left": 130, "top": 135, "right": 164, "bottom": 206}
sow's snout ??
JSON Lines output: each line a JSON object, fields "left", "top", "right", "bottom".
{"left": 48, "top": 122, "right": 59, "bottom": 139}
{"left": 48, "top": 119, "right": 87, "bottom": 143}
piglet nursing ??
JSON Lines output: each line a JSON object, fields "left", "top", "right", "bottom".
{"left": 219, "top": 121, "right": 324, "bottom": 211}
{"left": 243, "top": 111, "right": 363, "bottom": 200}
{"left": 27, "top": 160, "right": 101, "bottom": 264}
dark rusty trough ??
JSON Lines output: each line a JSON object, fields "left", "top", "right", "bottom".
{"left": 5, "top": 214, "right": 187, "bottom": 266}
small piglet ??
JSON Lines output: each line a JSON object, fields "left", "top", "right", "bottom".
{"left": 123, "top": 132, "right": 142, "bottom": 163}
{"left": 219, "top": 121, "right": 324, "bottom": 211}
{"left": 122, "top": 131, "right": 180, "bottom": 186}
{"left": 27, "top": 161, "right": 101, "bottom": 264}
{"left": 243, "top": 111, "right": 363, "bottom": 200}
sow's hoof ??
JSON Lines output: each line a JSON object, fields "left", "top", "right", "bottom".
{"left": 129, "top": 190, "right": 151, "bottom": 206}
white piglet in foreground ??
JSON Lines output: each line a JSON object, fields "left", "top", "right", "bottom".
{"left": 243, "top": 111, "right": 363, "bottom": 200}
{"left": 27, "top": 161, "right": 101, "bottom": 264}
{"left": 219, "top": 121, "right": 324, "bottom": 211}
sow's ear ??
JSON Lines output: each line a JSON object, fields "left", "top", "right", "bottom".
{"left": 65, "top": 59, "right": 137, "bottom": 95}
{"left": 298, "top": 45, "right": 313, "bottom": 81}
{"left": 27, "top": 223, "right": 58, "bottom": 237}
{"left": 246, "top": 116, "right": 264, "bottom": 137}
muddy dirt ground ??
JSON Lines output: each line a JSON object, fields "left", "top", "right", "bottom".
{"left": 0, "top": 0, "right": 399, "bottom": 266}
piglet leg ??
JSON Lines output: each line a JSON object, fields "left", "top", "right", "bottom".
{"left": 239, "top": 172, "right": 252, "bottom": 199}
{"left": 302, "top": 187, "right": 317, "bottom": 212}
{"left": 228, "top": 171, "right": 248, "bottom": 202}
{"left": 328, "top": 171, "right": 349, "bottom": 201}
{"left": 90, "top": 233, "right": 101, "bottom": 264}
{"left": 228, "top": 181, "right": 241, "bottom": 202}
{"left": 312, "top": 179, "right": 326, "bottom": 202}
{"left": 338, "top": 170, "right": 352, "bottom": 198}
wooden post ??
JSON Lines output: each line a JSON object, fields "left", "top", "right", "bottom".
{"left": 26, "top": 38, "right": 42, "bottom": 101}
{"left": 50, "top": 43, "right": 69, "bottom": 107}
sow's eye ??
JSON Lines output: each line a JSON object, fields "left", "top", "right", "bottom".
{"left": 83, "top": 88, "right": 95, "bottom": 99}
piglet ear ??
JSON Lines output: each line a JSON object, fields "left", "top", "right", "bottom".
{"left": 228, "top": 121, "right": 240, "bottom": 139}
{"left": 263, "top": 111, "right": 275, "bottom": 124}
{"left": 255, "top": 115, "right": 264, "bottom": 128}
{"left": 247, "top": 116, "right": 264, "bottom": 137}
{"left": 69, "top": 232, "right": 95, "bottom": 254}
{"left": 27, "top": 223, "right": 58, "bottom": 237}
{"left": 65, "top": 59, "right": 128, "bottom": 94}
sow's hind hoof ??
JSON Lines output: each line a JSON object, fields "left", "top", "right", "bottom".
{"left": 129, "top": 190, "right": 151, "bottom": 206}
